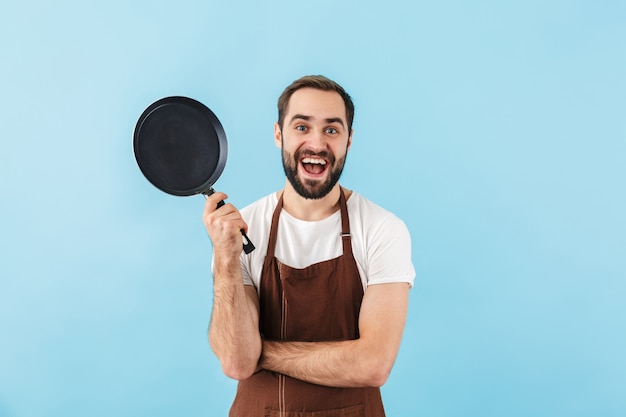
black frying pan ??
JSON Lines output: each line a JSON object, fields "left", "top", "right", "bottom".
{"left": 133, "top": 96, "right": 255, "bottom": 254}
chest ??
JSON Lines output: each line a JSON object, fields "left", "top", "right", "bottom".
{"left": 273, "top": 210, "right": 344, "bottom": 269}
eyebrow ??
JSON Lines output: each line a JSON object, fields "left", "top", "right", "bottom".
{"left": 289, "top": 114, "right": 345, "bottom": 128}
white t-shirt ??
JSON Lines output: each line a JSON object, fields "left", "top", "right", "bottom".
{"left": 239, "top": 191, "right": 415, "bottom": 291}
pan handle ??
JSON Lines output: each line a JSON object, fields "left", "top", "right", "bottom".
{"left": 204, "top": 189, "right": 256, "bottom": 254}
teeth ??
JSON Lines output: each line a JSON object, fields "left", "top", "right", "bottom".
{"left": 302, "top": 157, "right": 326, "bottom": 165}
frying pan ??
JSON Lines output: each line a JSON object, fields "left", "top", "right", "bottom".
{"left": 133, "top": 96, "right": 255, "bottom": 254}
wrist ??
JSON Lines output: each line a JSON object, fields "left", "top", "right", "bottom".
{"left": 259, "top": 340, "right": 274, "bottom": 371}
{"left": 213, "top": 250, "right": 240, "bottom": 271}
{"left": 212, "top": 251, "right": 243, "bottom": 288}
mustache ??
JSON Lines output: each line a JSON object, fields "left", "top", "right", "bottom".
{"left": 295, "top": 149, "right": 335, "bottom": 163}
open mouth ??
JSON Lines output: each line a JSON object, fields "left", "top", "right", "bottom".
{"left": 300, "top": 156, "right": 328, "bottom": 176}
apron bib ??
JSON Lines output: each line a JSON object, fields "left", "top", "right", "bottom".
{"left": 229, "top": 189, "right": 385, "bottom": 417}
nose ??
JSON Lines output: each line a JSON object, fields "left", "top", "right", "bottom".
{"left": 306, "top": 129, "right": 327, "bottom": 152}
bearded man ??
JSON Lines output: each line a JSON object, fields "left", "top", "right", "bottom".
{"left": 203, "top": 75, "right": 415, "bottom": 416}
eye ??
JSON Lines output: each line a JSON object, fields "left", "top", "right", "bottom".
{"left": 295, "top": 125, "right": 307, "bottom": 132}
{"left": 325, "top": 127, "right": 338, "bottom": 134}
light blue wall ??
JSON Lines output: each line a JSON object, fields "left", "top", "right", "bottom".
{"left": 1, "top": 1, "right": 624, "bottom": 416}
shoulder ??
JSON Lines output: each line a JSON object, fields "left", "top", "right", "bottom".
{"left": 346, "top": 191, "right": 415, "bottom": 287}
{"left": 347, "top": 191, "right": 409, "bottom": 234}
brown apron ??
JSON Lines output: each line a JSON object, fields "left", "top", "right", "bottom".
{"left": 229, "top": 189, "right": 385, "bottom": 417}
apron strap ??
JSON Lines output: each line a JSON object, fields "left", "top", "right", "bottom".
{"left": 339, "top": 187, "right": 354, "bottom": 258}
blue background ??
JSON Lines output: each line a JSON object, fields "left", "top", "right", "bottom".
{"left": 1, "top": 1, "right": 625, "bottom": 416}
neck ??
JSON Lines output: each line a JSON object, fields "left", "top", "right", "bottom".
{"left": 280, "top": 181, "right": 343, "bottom": 221}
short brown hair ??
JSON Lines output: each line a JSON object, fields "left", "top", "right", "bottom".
{"left": 277, "top": 75, "right": 355, "bottom": 131}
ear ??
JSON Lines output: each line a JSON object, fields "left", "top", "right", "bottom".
{"left": 347, "top": 129, "right": 353, "bottom": 150}
{"left": 274, "top": 123, "right": 282, "bottom": 149}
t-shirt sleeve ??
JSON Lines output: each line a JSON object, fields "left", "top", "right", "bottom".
{"left": 366, "top": 214, "right": 416, "bottom": 288}
{"left": 239, "top": 203, "right": 258, "bottom": 288}
{"left": 240, "top": 251, "right": 254, "bottom": 287}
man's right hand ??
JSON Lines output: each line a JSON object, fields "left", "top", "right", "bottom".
{"left": 202, "top": 191, "right": 249, "bottom": 258}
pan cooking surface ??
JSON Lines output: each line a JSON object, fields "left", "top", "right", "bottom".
{"left": 134, "top": 98, "right": 225, "bottom": 195}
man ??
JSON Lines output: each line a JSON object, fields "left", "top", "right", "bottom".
{"left": 203, "top": 75, "right": 415, "bottom": 416}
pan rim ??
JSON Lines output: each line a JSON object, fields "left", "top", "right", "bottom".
{"left": 133, "top": 96, "right": 228, "bottom": 196}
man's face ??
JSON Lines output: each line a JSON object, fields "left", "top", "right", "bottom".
{"left": 275, "top": 88, "right": 352, "bottom": 200}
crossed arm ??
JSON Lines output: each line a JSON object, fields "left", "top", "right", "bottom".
{"left": 209, "top": 275, "right": 409, "bottom": 387}
{"left": 259, "top": 282, "right": 409, "bottom": 388}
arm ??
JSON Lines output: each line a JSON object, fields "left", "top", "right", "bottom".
{"left": 203, "top": 192, "right": 262, "bottom": 380}
{"left": 259, "top": 282, "right": 409, "bottom": 388}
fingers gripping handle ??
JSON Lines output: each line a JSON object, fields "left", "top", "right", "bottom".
{"left": 238, "top": 220, "right": 255, "bottom": 254}
{"left": 204, "top": 189, "right": 256, "bottom": 254}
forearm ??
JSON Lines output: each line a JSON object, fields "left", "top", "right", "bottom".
{"left": 209, "top": 253, "right": 261, "bottom": 380}
{"left": 260, "top": 338, "right": 392, "bottom": 388}
{"left": 260, "top": 284, "right": 410, "bottom": 388}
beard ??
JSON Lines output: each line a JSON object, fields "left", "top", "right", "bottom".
{"left": 281, "top": 144, "right": 347, "bottom": 200}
